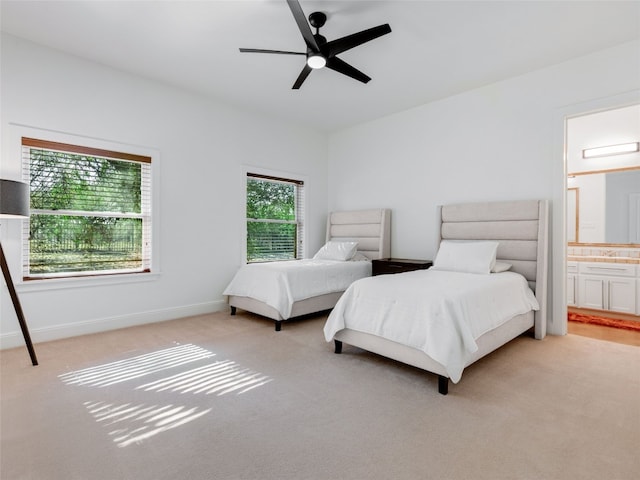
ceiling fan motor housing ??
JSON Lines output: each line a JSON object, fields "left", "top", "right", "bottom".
{"left": 308, "top": 11, "right": 327, "bottom": 29}
{"left": 309, "top": 12, "right": 327, "bottom": 57}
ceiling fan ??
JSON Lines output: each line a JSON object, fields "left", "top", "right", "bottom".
{"left": 239, "top": 0, "right": 391, "bottom": 89}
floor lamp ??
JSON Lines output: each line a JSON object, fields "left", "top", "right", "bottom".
{"left": 0, "top": 179, "right": 38, "bottom": 365}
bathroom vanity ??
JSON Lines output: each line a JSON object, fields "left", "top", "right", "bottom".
{"left": 567, "top": 249, "right": 640, "bottom": 318}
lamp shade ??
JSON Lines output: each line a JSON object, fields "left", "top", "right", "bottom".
{"left": 0, "top": 179, "right": 30, "bottom": 218}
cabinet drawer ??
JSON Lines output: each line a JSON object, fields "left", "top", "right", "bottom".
{"left": 567, "top": 262, "right": 578, "bottom": 274}
{"left": 578, "top": 262, "right": 636, "bottom": 277}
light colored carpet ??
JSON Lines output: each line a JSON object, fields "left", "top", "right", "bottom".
{"left": 1, "top": 311, "right": 639, "bottom": 480}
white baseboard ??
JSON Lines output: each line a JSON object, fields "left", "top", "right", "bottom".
{"left": 0, "top": 300, "right": 228, "bottom": 350}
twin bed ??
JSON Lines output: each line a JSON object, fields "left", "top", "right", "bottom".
{"left": 224, "top": 208, "right": 391, "bottom": 331}
{"left": 224, "top": 199, "right": 549, "bottom": 395}
{"left": 325, "top": 199, "right": 549, "bottom": 394}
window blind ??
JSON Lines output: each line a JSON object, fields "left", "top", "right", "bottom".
{"left": 246, "top": 172, "right": 304, "bottom": 262}
{"left": 21, "top": 137, "right": 152, "bottom": 278}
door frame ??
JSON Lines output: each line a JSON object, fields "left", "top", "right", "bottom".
{"left": 551, "top": 90, "right": 640, "bottom": 335}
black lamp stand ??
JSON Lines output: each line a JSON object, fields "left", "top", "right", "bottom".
{"left": 0, "top": 241, "right": 38, "bottom": 365}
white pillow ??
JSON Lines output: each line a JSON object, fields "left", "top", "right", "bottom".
{"left": 313, "top": 241, "right": 359, "bottom": 261}
{"left": 491, "top": 261, "right": 512, "bottom": 273}
{"left": 432, "top": 240, "right": 499, "bottom": 275}
{"left": 351, "top": 252, "right": 371, "bottom": 262}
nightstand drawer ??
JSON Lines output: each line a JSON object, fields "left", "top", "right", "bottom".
{"left": 372, "top": 258, "right": 432, "bottom": 276}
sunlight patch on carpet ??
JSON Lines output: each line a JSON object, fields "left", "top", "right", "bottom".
{"left": 67, "top": 344, "right": 274, "bottom": 447}
{"left": 136, "top": 360, "right": 272, "bottom": 395}
{"left": 58, "top": 344, "right": 216, "bottom": 387}
{"left": 84, "top": 400, "right": 212, "bottom": 448}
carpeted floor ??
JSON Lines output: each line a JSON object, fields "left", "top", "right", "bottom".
{"left": 1, "top": 311, "right": 639, "bottom": 480}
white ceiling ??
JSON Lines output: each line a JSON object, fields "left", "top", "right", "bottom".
{"left": 1, "top": 1, "right": 639, "bottom": 132}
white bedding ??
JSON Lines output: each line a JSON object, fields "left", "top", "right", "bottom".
{"left": 223, "top": 259, "right": 372, "bottom": 319}
{"left": 323, "top": 270, "right": 539, "bottom": 383}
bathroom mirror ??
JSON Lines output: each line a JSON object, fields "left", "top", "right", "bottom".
{"left": 567, "top": 167, "right": 640, "bottom": 245}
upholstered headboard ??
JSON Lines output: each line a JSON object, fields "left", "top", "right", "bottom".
{"left": 325, "top": 209, "right": 391, "bottom": 260}
{"left": 437, "top": 200, "right": 549, "bottom": 338}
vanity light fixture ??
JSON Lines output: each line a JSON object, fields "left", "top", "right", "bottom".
{"left": 582, "top": 142, "right": 639, "bottom": 159}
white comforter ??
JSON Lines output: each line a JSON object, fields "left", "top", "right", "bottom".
{"left": 223, "top": 259, "right": 372, "bottom": 319}
{"left": 323, "top": 270, "right": 539, "bottom": 383}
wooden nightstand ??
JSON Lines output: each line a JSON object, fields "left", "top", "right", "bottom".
{"left": 372, "top": 258, "right": 432, "bottom": 276}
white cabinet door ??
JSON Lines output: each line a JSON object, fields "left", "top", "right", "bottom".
{"left": 579, "top": 276, "right": 605, "bottom": 310}
{"left": 567, "top": 261, "right": 579, "bottom": 307}
{"left": 608, "top": 277, "right": 636, "bottom": 314}
{"left": 577, "top": 262, "right": 637, "bottom": 314}
{"left": 567, "top": 273, "right": 577, "bottom": 306}
{"left": 578, "top": 274, "right": 636, "bottom": 313}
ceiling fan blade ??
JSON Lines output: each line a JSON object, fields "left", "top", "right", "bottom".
{"left": 286, "top": 0, "right": 320, "bottom": 52}
{"left": 325, "top": 24, "right": 391, "bottom": 57}
{"left": 239, "top": 48, "right": 306, "bottom": 55}
{"left": 326, "top": 57, "right": 371, "bottom": 84}
{"left": 292, "top": 64, "right": 313, "bottom": 89}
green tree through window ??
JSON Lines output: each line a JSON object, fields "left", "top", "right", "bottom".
{"left": 246, "top": 173, "right": 304, "bottom": 263}
{"left": 22, "top": 137, "right": 152, "bottom": 277}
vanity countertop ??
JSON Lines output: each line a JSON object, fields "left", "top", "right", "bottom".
{"left": 568, "top": 256, "right": 640, "bottom": 264}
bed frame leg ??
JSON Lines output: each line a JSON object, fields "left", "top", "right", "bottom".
{"left": 230, "top": 306, "right": 236, "bottom": 315}
{"left": 438, "top": 375, "right": 449, "bottom": 395}
{"left": 334, "top": 340, "right": 342, "bottom": 354}
{"left": 274, "top": 321, "right": 282, "bottom": 332}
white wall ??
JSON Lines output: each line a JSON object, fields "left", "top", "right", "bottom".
{"left": 327, "top": 40, "right": 640, "bottom": 335}
{"left": 0, "top": 34, "right": 328, "bottom": 348}
{"left": 2, "top": 33, "right": 639, "bottom": 347}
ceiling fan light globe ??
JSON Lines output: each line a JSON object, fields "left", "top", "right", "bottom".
{"left": 307, "top": 55, "right": 326, "bottom": 69}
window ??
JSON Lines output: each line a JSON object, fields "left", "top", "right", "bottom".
{"left": 21, "top": 137, "right": 152, "bottom": 279}
{"left": 246, "top": 172, "right": 304, "bottom": 263}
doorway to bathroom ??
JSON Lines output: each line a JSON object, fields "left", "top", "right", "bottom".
{"left": 565, "top": 103, "right": 640, "bottom": 344}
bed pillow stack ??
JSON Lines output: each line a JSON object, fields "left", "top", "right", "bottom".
{"left": 313, "top": 241, "right": 359, "bottom": 261}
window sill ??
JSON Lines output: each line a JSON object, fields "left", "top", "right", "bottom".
{"left": 16, "top": 271, "right": 161, "bottom": 293}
